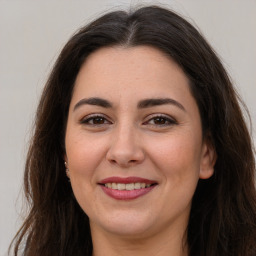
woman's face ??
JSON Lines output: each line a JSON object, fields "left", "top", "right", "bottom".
{"left": 65, "top": 46, "right": 215, "bottom": 239}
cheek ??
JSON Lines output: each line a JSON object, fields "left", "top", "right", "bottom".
{"left": 138, "top": 134, "right": 202, "bottom": 225}
{"left": 65, "top": 134, "right": 103, "bottom": 213}
{"left": 65, "top": 131, "right": 107, "bottom": 186}
{"left": 147, "top": 132, "right": 202, "bottom": 183}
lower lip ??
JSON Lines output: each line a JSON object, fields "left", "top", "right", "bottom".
{"left": 100, "top": 185, "right": 156, "bottom": 200}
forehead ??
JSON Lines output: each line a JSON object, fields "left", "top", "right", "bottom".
{"left": 71, "top": 46, "right": 195, "bottom": 109}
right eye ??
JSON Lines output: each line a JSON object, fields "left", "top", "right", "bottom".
{"left": 80, "top": 114, "right": 112, "bottom": 126}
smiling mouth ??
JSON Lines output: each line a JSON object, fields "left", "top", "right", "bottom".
{"left": 103, "top": 182, "right": 155, "bottom": 190}
{"left": 99, "top": 177, "right": 158, "bottom": 200}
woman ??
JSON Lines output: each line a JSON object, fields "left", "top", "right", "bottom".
{"left": 10, "top": 5, "right": 256, "bottom": 256}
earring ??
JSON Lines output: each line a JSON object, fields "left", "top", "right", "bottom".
{"left": 64, "top": 161, "right": 70, "bottom": 179}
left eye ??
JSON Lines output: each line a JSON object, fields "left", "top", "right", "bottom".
{"left": 145, "top": 115, "right": 177, "bottom": 126}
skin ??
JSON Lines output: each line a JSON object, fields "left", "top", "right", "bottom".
{"left": 65, "top": 46, "right": 216, "bottom": 256}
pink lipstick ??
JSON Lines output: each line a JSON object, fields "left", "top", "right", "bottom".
{"left": 98, "top": 176, "right": 157, "bottom": 200}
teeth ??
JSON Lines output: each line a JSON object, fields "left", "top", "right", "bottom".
{"left": 125, "top": 183, "right": 134, "bottom": 190}
{"left": 134, "top": 182, "right": 141, "bottom": 189}
{"left": 117, "top": 183, "right": 125, "bottom": 190}
{"left": 104, "top": 182, "right": 152, "bottom": 190}
{"left": 112, "top": 183, "right": 117, "bottom": 189}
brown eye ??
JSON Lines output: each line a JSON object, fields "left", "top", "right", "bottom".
{"left": 80, "top": 115, "right": 111, "bottom": 126}
{"left": 92, "top": 117, "right": 105, "bottom": 124}
{"left": 153, "top": 117, "right": 168, "bottom": 125}
{"left": 144, "top": 115, "right": 177, "bottom": 127}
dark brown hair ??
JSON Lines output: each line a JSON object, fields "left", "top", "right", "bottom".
{"left": 10, "top": 5, "right": 256, "bottom": 256}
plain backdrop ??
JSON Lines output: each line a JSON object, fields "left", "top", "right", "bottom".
{"left": 0, "top": 0, "right": 255, "bottom": 254}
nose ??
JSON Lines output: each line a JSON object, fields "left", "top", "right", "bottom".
{"left": 106, "top": 125, "right": 145, "bottom": 168}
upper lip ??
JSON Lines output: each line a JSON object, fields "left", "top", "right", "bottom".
{"left": 99, "top": 176, "right": 157, "bottom": 184}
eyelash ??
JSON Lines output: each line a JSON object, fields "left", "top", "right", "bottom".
{"left": 80, "top": 114, "right": 112, "bottom": 126}
{"left": 143, "top": 114, "right": 177, "bottom": 127}
{"left": 80, "top": 114, "right": 177, "bottom": 128}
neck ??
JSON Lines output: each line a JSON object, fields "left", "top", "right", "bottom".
{"left": 90, "top": 222, "right": 188, "bottom": 256}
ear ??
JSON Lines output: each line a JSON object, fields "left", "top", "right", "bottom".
{"left": 63, "top": 153, "right": 68, "bottom": 163}
{"left": 199, "top": 137, "right": 217, "bottom": 179}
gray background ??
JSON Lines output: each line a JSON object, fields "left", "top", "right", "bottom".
{"left": 1, "top": 0, "right": 255, "bottom": 254}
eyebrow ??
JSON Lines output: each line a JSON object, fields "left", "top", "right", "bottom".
{"left": 73, "top": 97, "right": 186, "bottom": 112}
{"left": 73, "top": 97, "right": 112, "bottom": 111}
{"left": 137, "top": 98, "right": 186, "bottom": 111}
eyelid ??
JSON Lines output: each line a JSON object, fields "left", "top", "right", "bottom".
{"left": 79, "top": 113, "right": 177, "bottom": 127}
{"left": 143, "top": 113, "right": 177, "bottom": 126}
{"left": 80, "top": 113, "right": 112, "bottom": 125}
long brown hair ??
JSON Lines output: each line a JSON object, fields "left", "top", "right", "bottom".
{"left": 10, "top": 5, "right": 256, "bottom": 256}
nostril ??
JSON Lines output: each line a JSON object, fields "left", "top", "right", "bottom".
{"left": 106, "top": 145, "right": 145, "bottom": 166}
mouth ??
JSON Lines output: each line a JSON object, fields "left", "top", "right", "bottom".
{"left": 98, "top": 176, "right": 158, "bottom": 200}
{"left": 103, "top": 182, "right": 154, "bottom": 190}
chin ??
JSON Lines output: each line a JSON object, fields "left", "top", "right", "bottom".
{"left": 91, "top": 211, "right": 156, "bottom": 238}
